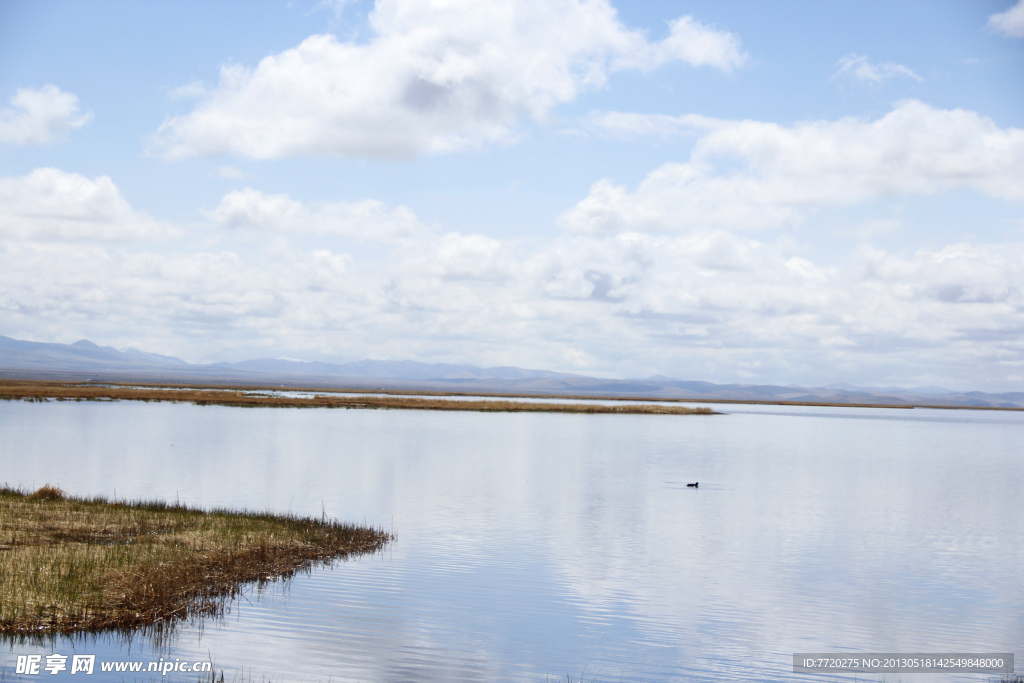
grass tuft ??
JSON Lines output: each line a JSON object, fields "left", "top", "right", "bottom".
{"left": 25, "top": 484, "right": 66, "bottom": 501}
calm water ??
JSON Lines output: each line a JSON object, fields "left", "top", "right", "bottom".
{"left": 1, "top": 399, "right": 1021, "bottom": 682}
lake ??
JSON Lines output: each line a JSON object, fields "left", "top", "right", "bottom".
{"left": 1, "top": 399, "right": 1022, "bottom": 682}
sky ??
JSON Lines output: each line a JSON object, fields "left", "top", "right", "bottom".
{"left": 1, "top": 0, "right": 1023, "bottom": 391}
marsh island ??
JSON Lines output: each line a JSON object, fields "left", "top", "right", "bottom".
{"left": 0, "top": 485, "right": 391, "bottom": 635}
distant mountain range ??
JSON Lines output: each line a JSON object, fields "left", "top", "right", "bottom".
{"left": 2, "top": 334, "right": 1022, "bottom": 409}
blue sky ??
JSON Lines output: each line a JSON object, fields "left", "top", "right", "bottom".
{"left": 1, "top": 0, "right": 1022, "bottom": 391}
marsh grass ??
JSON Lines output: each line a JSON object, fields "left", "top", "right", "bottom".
{"left": 0, "top": 485, "right": 391, "bottom": 635}
{"left": 0, "top": 381, "right": 715, "bottom": 415}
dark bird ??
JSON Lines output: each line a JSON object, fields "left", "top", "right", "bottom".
{"left": 687, "top": 482, "right": 699, "bottom": 488}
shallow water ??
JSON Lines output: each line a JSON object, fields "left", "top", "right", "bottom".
{"left": 1, "top": 399, "right": 1021, "bottom": 682}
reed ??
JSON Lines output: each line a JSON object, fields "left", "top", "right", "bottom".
{"left": 0, "top": 380, "right": 716, "bottom": 415}
{"left": 0, "top": 485, "right": 391, "bottom": 635}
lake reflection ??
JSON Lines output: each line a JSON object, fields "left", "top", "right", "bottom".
{"left": 2, "top": 400, "right": 1022, "bottom": 682}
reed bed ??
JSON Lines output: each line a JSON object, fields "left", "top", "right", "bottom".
{"left": 0, "top": 380, "right": 716, "bottom": 415}
{"left": 0, "top": 485, "right": 391, "bottom": 635}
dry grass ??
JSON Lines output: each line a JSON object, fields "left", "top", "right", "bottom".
{"left": 0, "top": 380, "right": 716, "bottom": 415}
{"left": 0, "top": 485, "right": 391, "bottom": 635}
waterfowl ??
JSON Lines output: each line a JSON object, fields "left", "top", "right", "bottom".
{"left": 686, "top": 482, "right": 698, "bottom": 488}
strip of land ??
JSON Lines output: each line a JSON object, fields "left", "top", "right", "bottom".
{"left": 0, "top": 485, "right": 391, "bottom": 635}
{"left": 0, "top": 380, "right": 716, "bottom": 415}
{"left": 4, "top": 377, "right": 1021, "bottom": 411}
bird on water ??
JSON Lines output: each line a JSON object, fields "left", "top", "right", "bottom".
{"left": 687, "top": 482, "right": 698, "bottom": 488}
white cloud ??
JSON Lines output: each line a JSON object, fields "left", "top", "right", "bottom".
{"left": 2, "top": 167, "right": 1021, "bottom": 390}
{"left": 0, "top": 85, "right": 92, "bottom": 145}
{"left": 404, "top": 232, "right": 510, "bottom": 281}
{"left": 562, "top": 101, "right": 1024, "bottom": 234}
{"left": 0, "top": 168, "right": 168, "bottom": 240}
{"left": 6, "top": 222, "right": 1021, "bottom": 387}
{"left": 832, "top": 54, "right": 922, "bottom": 83}
{"left": 205, "top": 187, "right": 424, "bottom": 242}
{"left": 612, "top": 15, "right": 746, "bottom": 71}
{"left": 859, "top": 242, "right": 1023, "bottom": 306}
{"left": 988, "top": 0, "right": 1024, "bottom": 38}
{"left": 151, "top": 0, "right": 746, "bottom": 160}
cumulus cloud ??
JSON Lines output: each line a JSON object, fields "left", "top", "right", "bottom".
{"left": 832, "top": 54, "right": 922, "bottom": 83}
{"left": 859, "top": 242, "right": 1023, "bottom": 307}
{"left": 0, "top": 168, "right": 168, "bottom": 240}
{"left": 151, "top": 0, "right": 746, "bottom": 159}
{"left": 205, "top": 187, "right": 424, "bottom": 242}
{"left": 4, "top": 222, "right": 1021, "bottom": 387}
{"left": 0, "top": 85, "right": 92, "bottom": 145}
{"left": 398, "top": 232, "right": 511, "bottom": 282}
{"left": 988, "top": 0, "right": 1024, "bottom": 37}
{"left": 2, "top": 167, "right": 1021, "bottom": 389}
{"left": 563, "top": 101, "right": 1024, "bottom": 234}
{"left": 612, "top": 15, "right": 746, "bottom": 71}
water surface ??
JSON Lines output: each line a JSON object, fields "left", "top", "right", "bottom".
{"left": 1, "top": 399, "right": 1021, "bottom": 681}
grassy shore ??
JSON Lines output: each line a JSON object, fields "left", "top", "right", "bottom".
{"left": 0, "top": 380, "right": 716, "bottom": 415}
{"left": 0, "top": 485, "right": 391, "bottom": 635}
